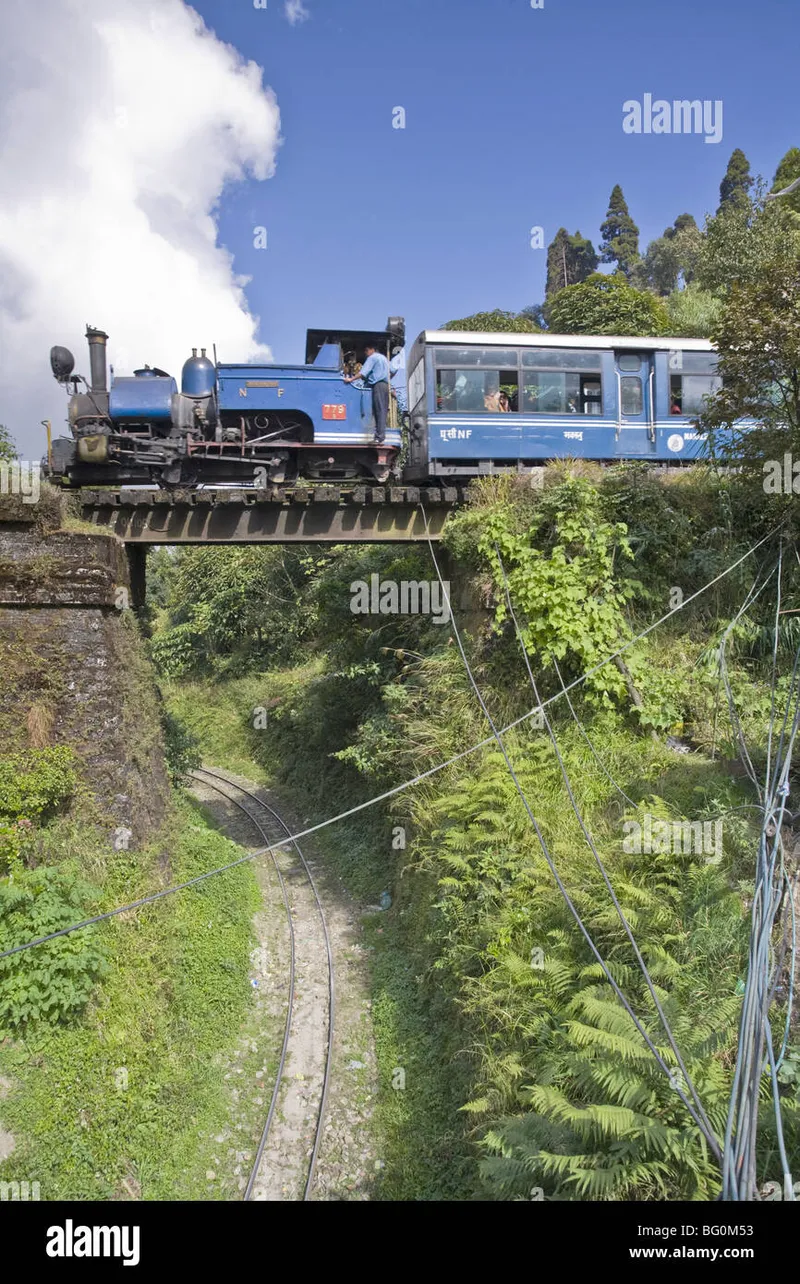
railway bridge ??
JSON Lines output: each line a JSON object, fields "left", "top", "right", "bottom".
{"left": 77, "top": 483, "right": 469, "bottom": 545}
{"left": 76, "top": 483, "right": 471, "bottom": 611}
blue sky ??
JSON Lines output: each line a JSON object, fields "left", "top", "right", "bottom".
{"left": 206, "top": 0, "right": 799, "bottom": 361}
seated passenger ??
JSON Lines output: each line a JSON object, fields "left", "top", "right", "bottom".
{"left": 670, "top": 399, "right": 683, "bottom": 415}
{"left": 483, "top": 377, "right": 501, "bottom": 412}
{"left": 498, "top": 392, "right": 510, "bottom": 413}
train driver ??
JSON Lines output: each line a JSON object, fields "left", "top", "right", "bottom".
{"left": 344, "top": 343, "right": 390, "bottom": 444}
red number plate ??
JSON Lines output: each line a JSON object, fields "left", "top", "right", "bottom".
{"left": 322, "top": 404, "right": 347, "bottom": 420}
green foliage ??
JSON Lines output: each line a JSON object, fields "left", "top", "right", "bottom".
{"left": 150, "top": 545, "right": 318, "bottom": 677}
{"left": 456, "top": 474, "right": 641, "bottom": 706}
{"left": 0, "top": 806, "right": 261, "bottom": 1199}
{"left": 156, "top": 459, "right": 800, "bottom": 1201}
{"left": 0, "top": 425, "right": 17, "bottom": 464}
{"left": 547, "top": 273, "right": 670, "bottom": 337}
{"left": 414, "top": 745, "right": 748, "bottom": 1200}
{"left": 698, "top": 187, "right": 798, "bottom": 295}
{"left": 150, "top": 621, "right": 203, "bottom": 678}
{"left": 0, "top": 747, "right": 77, "bottom": 875}
{"left": 440, "top": 309, "right": 541, "bottom": 333}
{"left": 702, "top": 255, "right": 800, "bottom": 492}
{"left": 639, "top": 214, "right": 702, "bottom": 296}
{"left": 665, "top": 282, "right": 723, "bottom": 338}
{"left": 599, "top": 184, "right": 641, "bottom": 280}
{"left": 771, "top": 147, "right": 800, "bottom": 222}
{"left": 161, "top": 711, "right": 201, "bottom": 784}
{"left": 0, "top": 867, "right": 108, "bottom": 1031}
{"left": 718, "top": 148, "right": 753, "bottom": 214}
{"left": 0, "top": 746, "right": 77, "bottom": 822}
{"left": 545, "top": 228, "right": 598, "bottom": 298}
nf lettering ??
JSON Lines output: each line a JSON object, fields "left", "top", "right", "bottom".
{"left": 622, "top": 95, "right": 723, "bottom": 144}
{"left": 350, "top": 575, "right": 451, "bottom": 625}
{"left": 46, "top": 1220, "right": 140, "bottom": 1267}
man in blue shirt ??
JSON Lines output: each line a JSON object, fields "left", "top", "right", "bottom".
{"left": 389, "top": 346, "right": 408, "bottom": 417}
{"left": 344, "top": 343, "right": 390, "bottom": 443}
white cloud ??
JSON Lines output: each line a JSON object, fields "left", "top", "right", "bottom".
{"left": 285, "top": 1, "right": 310, "bottom": 26}
{"left": 0, "top": 0, "right": 281, "bottom": 456}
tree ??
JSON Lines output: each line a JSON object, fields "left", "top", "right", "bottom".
{"left": 640, "top": 215, "right": 702, "bottom": 296}
{"left": 698, "top": 186, "right": 799, "bottom": 295}
{"left": 547, "top": 273, "right": 670, "bottom": 337}
{"left": 702, "top": 254, "right": 800, "bottom": 481}
{"left": 718, "top": 148, "right": 753, "bottom": 214}
{"left": 599, "top": 185, "right": 641, "bottom": 280}
{"left": 771, "top": 147, "right": 800, "bottom": 221}
{"left": 0, "top": 426, "right": 17, "bottom": 464}
{"left": 665, "top": 283, "right": 723, "bottom": 338}
{"left": 150, "top": 544, "right": 316, "bottom": 676}
{"left": 545, "top": 228, "right": 598, "bottom": 297}
{"left": 519, "top": 303, "right": 548, "bottom": 330}
{"left": 440, "top": 309, "right": 542, "bottom": 333}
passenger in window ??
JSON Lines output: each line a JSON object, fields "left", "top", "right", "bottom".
{"left": 567, "top": 397, "right": 578, "bottom": 413}
{"left": 498, "top": 392, "right": 511, "bottom": 413}
{"left": 483, "top": 375, "right": 501, "bottom": 412}
{"left": 670, "top": 399, "right": 683, "bottom": 415}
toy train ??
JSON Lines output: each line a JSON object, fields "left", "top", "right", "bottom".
{"left": 45, "top": 320, "right": 731, "bottom": 488}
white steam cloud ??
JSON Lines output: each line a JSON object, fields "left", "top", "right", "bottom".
{"left": 0, "top": 0, "right": 281, "bottom": 456}
{"left": 285, "top": 1, "right": 310, "bottom": 25}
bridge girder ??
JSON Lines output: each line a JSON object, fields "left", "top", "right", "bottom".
{"left": 77, "top": 486, "right": 466, "bottom": 544}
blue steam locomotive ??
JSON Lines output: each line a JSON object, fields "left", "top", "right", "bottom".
{"left": 46, "top": 321, "right": 727, "bottom": 488}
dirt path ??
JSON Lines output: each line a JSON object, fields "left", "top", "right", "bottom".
{"left": 189, "top": 770, "right": 381, "bottom": 1200}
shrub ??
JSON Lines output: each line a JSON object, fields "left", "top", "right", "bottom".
{"left": 0, "top": 867, "right": 108, "bottom": 1031}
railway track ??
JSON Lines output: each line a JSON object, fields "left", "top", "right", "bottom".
{"left": 189, "top": 766, "right": 335, "bottom": 1202}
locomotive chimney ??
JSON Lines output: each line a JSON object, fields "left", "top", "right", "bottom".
{"left": 86, "top": 326, "right": 109, "bottom": 394}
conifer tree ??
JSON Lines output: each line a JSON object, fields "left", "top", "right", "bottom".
{"left": 718, "top": 149, "right": 753, "bottom": 213}
{"left": 545, "top": 228, "right": 598, "bottom": 297}
{"left": 599, "top": 186, "right": 640, "bottom": 279}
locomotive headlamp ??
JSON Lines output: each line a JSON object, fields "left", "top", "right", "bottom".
{"left": 50, "top": 345, "right": 75, "bottom": 382}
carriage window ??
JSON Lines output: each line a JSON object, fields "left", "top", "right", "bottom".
{"left": 620, "top": 377, "right": 643, "bottom": 415}
{"left": 521, "top": 348, "right": 602, "bottom": 371}
{"left": 582, "top": 379, "right": 603, "bottom": 415}
{"left": 435, "top": 348, "right": 518, "bottom": 367}
{"left": 522, "top": 372, "right": 580, "bottom": 414}
{"left": 670, "top": 373, "right": 721, "bottom": 416}
{"left": 668, "top": 351, "right": 719, "bottom": 374}
{"left": 437, "top": 368, "right": 519, "bottom": 412}
{"left": 521, "top": 372, "right": 603, "bottom": 414}
{"left": 618, "top": 354, "right": 642, "bottom": 372}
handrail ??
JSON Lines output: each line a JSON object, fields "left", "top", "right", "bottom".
{"left": 616, "top": 370, "right": 622, "bottom": 437}
{"left": 648, "top": 365, "right": 656, "bottom": 441}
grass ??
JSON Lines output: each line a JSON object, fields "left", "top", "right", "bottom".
{"left": 0, "top": 797, "right": 261, "bottom": 1200}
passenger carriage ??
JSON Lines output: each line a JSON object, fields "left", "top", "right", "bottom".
{"left": 403, "top": 331, "right": 724, "bottom": 480}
